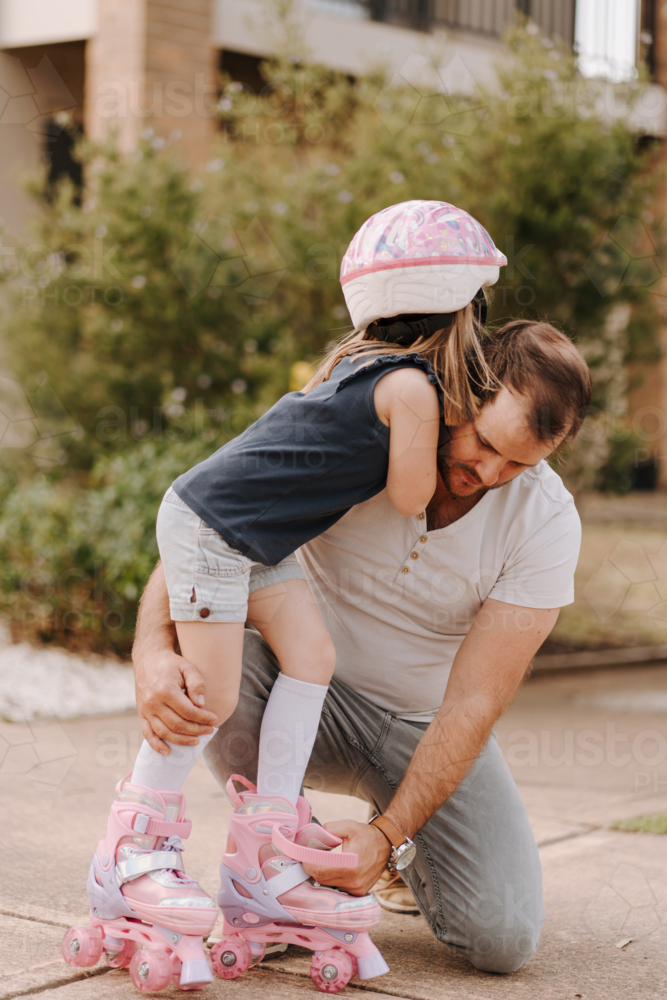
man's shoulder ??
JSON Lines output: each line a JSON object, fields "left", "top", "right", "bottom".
{"left": 520, "top": 460, "right": 575, "bottom": 506}
{"left": 493, "top": 461, "right": 579, "bottom": 530}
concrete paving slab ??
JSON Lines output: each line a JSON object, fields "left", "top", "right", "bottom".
{"left": 0, "top": 713, "right": 225, "bottom": 917}
{"left": 527, "top": 814, "right": 594, "bottom": 847}
{"left": 0, "top": 913, "right": 108, "bottom": 1000}
{"left": 4, "top": 664, "right": 667, "bottom": 998}
{"left": 495, "top": 663, "right": 667, "bottom": 827}
{"left": 515, "top": 782, "right": 667, "bottom": 830}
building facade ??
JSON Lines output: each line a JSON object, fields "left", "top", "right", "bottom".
{"left": 0, "top": 0, "right": 581, "bottom": 239}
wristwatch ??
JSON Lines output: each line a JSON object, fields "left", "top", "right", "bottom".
{"left": 369, "top": 814, "right": 417, "bottom": 872}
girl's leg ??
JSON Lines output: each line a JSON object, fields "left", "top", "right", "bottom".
{"left": 131, "top": 621, "right": 245, "bottom": 792}
{"left": 247, "top": 579, "right": 336, "bottom": 804}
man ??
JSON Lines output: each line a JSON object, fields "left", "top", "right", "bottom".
{"left": 133, "top": 319, "right": 591, "bottom": 974}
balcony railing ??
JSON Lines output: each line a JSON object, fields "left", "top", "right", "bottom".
{"left": 315, "top": 0, "right": 576, "bottom": 44}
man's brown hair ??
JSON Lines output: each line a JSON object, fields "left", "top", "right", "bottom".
{"left": 475, "top": 320, "right": 592, "bottom": 447}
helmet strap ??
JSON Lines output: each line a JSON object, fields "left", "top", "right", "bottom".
{"left": 473, "top": 287, "right": 488, "bottom": 327}
{"left": 367, "top": 288, "right": 487, "bottom": 347}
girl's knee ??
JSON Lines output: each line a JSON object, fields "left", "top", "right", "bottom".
{"left": 282, "top": 632, "right": 336, "bottom": 686}
{"left": 211, "top": 689, "right": 240, "bottom": 726}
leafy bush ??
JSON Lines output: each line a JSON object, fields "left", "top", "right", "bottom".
{"left": 0, "top": 440, "right": 211, "bottom": 652}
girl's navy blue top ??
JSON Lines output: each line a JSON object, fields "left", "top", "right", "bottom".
{"left": 173, "top": 352, "right": 441, "bottom": 566}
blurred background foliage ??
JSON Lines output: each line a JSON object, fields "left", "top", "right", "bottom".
{"left": 0, "top": 18, "right": 663, "bottom": 652}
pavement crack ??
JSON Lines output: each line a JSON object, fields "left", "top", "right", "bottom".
{"left": 537, "top": 824, "right": 600, "bottom": 848}
{"left": 2, "top": 966, "right": 112, "bottom": 1000}
{"left": 0, "top": 908, "right": 72, "bottom": 930}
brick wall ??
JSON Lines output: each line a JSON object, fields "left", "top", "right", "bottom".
{"left": 85, "top": 0, "right": 217, "bottom": 165}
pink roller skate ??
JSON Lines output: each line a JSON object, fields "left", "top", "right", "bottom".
{"left": 211, "top": 775, "right": 389, "bottom": 994}
{"left": 62, "top": 776, "right": 217, "bottom": 991}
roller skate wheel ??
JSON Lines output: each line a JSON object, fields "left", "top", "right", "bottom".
{"left": 129, "top": 949, "right": 172, "bottom": 992}
{"left": 210, "top": 935, "right": 252, "bottom": 979}
{"left": 61, "top": 927, "right": 103, "bottom": 968}
{"left": 310, "top": 949, "right": 357, "bottom": 993}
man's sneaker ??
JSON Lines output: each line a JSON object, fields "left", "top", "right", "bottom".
{"left": 371, "top": 870, "right": 420, "bottom": 914}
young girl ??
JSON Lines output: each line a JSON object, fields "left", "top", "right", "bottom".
{"left": 72, "top": 201, "right": 506, "bottom": 989}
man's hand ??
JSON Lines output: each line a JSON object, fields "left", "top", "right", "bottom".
{"left": 132, "top": 562, "right": 219, "bottom": 754}
{"left": 302, "top": 821, "right": 391, "bottom": 896}
{"left": 135, "top": 647, "right": 219, "bottom": 753}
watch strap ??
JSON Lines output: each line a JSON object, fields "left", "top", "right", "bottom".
{"left": 370, "top": 814, "right": 408, "bottom": 849}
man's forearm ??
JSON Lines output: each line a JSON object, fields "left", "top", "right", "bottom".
{"left": 384, "top": 696, "right": 497, "bottom": 839}
{"left": 310, "top": 600, "right": 557, "bottom": 894}
{"left": 382, "top": 600, "right": 559, "bottom": 842}
{"left": 132, "top": 562, "right": 176, "bottom": 668}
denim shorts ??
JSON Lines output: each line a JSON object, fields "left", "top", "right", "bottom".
{"left": 156, "top": 486, "right": 306, "bottom": 623}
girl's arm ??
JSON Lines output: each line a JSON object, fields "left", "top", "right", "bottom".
{"left": 374, "top": 368, "right": 440, "bottom": 517}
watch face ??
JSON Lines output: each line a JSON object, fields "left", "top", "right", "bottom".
{"left": 394, "top": 841, "right": 417, "bottom": 871}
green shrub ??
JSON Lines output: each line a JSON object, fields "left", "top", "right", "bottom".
{"left": 0, "top": 439, "right": 211, "bottom": 652}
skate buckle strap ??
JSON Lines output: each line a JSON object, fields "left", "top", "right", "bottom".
{"left": 272, "top": 826, "right": 358, "bottom": 869}
{"left": 226, "top": 774, "right": 257, "bottom": 807}
{"left": 116, "top": 850, "right": 184, "bottom": 884}
{"left": 266, "top": 861, "right": 310, "bottom": 898}
{"left": 132, "top": 812, "right": 192, "bottom": 838}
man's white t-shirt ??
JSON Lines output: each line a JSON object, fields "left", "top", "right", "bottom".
{"left": 298, "top": 460, "right": 581, "bottom": 723}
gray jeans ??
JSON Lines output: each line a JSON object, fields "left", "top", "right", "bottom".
{"left": 204, "top": 629, "right": 544, "bottom": 974}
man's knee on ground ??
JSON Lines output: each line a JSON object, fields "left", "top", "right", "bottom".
{"left": 467, "top": 925, "right": 540, "bottom": 974}
{"left": 455, "top": 885, "right": 543, "bottom": 974}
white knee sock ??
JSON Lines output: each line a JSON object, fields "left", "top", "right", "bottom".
{"left": 257, "top": 673, "right": 328, "bottom": 806}
{"left": 131, "top": 730, "right": 218, "bottom": 793}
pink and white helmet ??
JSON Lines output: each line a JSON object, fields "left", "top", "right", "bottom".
{"left": 340, "top": 200, "right": 507, "bottom": 330}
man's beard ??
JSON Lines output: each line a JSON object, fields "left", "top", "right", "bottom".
{"left": 436, "top": 435, "right": 506, "bottom": 499}
{"left": 439, "top": 457, "right": 488, "bottom": 499}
